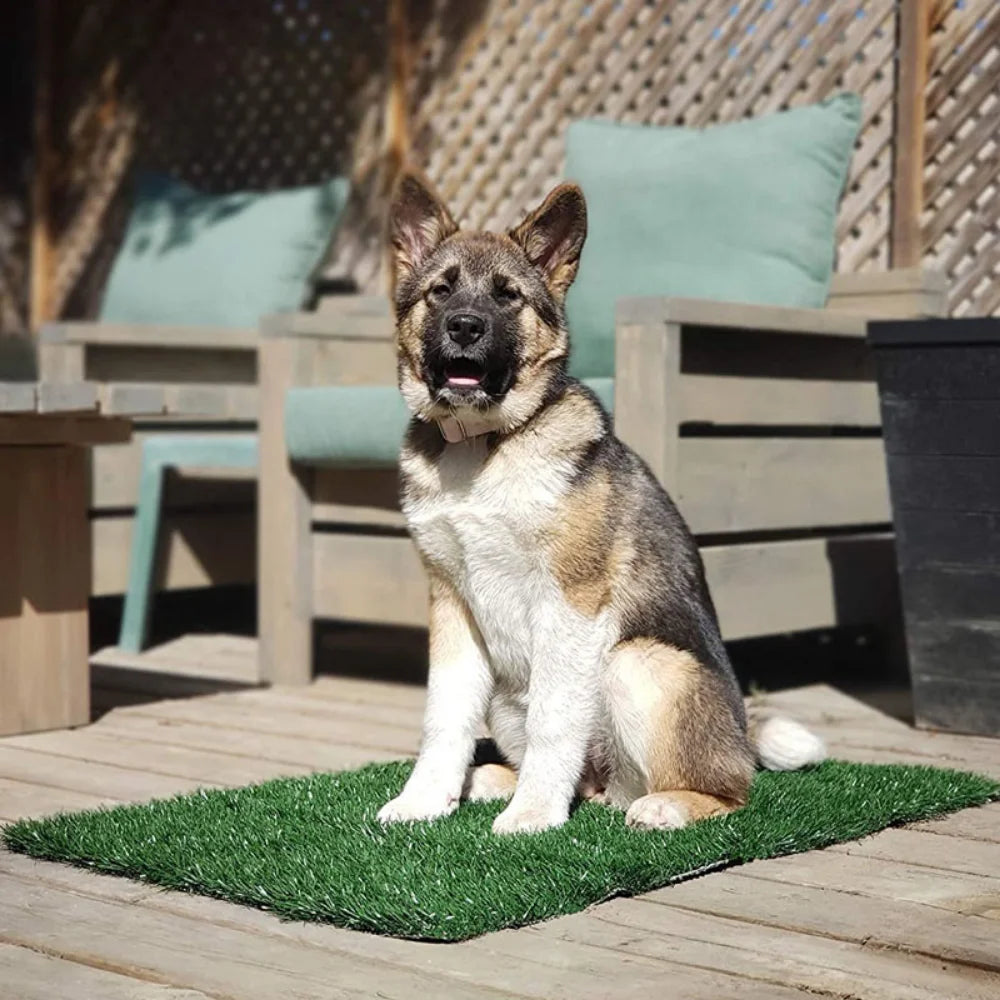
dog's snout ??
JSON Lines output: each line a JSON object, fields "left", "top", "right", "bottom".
{"left": 446, "top": 312, "right": 487, "bottom": 348}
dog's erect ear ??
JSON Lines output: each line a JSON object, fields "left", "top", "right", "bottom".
{"left": 389, "top": 171, "right": 458, "bottom": 287}
{"left": 508, "top": 183, "right": 587, "bottom": 300}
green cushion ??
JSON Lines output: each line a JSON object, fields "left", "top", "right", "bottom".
{"left": 100, "top": 174, "right": 349, "bottom": 328}
{"left": 564, "top": 94, "right": 862, "bottom": 377}
{"left": 284, "top": 378, "right": 617, "bottom": 466}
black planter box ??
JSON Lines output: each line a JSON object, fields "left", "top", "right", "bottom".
{"left": 868, "top": 317, "right": 1000, "bottom": 736}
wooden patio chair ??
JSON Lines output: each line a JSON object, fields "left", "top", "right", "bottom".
{"left": 256, "top": 267, "right": 947, "bottom": 685}
{"left": 36, "top": 174, "right": 350, "bottom": 649}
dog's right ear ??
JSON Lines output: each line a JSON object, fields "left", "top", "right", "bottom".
{"left": 389, "top": 171, "right": 458, "bottom": 288}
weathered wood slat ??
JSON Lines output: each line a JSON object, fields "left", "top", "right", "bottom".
{"left": 93, "top": 710, "right": 404, "bottom": 772}
{"left": 679, "top": 438, "right": 890, "bottom": 534}
{"left": 41, "top": 321, "right": 258, "bottom": 349}
{"left": 550, "top": 902, "right": 991, "bottom": 1000}
{"left": 35, "top": 380, "right": 98, "bottom": 413}
{"left": 680, "top": 375, "right": 880, "bottom": 427}
{"left": 0, "top": 383, "right": 36, "bottom": 413}
{"left": 0, "top": 867, "right": 515, "bottom": 1000}
{"left": 91, "top": 511, "right": 255, "bottom": 597}
{"left": 0, "top": 942, "right": 219, "bottom": 1000}
{"left": 0, "top": 851, "right": 807, "bottom": 1000}
{"left": 91, "top": 430, "right": 256, "bottom": 510}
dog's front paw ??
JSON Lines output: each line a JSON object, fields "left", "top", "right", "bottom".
{"left": 377, "top": 788, "right": 458, "bottom": 825}
{"left": 492, "top": 799, "right": 567, "bottom": 835}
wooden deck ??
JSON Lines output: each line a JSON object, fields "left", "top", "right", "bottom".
{"left": 1, "top": 641, "right": 998, "bottom": 999}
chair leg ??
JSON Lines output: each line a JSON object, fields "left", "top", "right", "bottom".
{"left": 117, "top": 452, "right": 166, "bottom": 653}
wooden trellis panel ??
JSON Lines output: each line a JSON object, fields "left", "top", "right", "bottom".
{"left": 34, "top": 0, "right": 999, "bottom": 316}
{"left": 923, "top": 0, "right": 1000, "bottom": 316}
{"left": 410, "top": 0, "right": 898, "bottom": 277}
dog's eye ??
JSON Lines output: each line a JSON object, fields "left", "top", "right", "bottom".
{"left": 428, "top": 283, "right": 451, "bottom": 302}
{"left": 495, "top": 286, "right": 521, "bottom": 304}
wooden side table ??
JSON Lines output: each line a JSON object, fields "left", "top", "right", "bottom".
{"left": 0, "top": 382, "right": 132, "bottom": 736}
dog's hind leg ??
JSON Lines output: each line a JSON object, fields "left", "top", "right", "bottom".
{"left": 463, "top": 763, "right": 518, "bottom": 801}
{"left": 603, "top": 639, "right": 755, "bottom": 831}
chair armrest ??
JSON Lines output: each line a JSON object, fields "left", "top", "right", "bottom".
{"left": 261, "top": 295, "right": 393, "bottom": 342}
{"left": 613, "top": 296, "right": 874, "bottom": 489}
{"left": 39, "top": 321, "right": 258, "bottom": 349}
{"left": 615, "top": 296, "right": 867, "bottom": 338}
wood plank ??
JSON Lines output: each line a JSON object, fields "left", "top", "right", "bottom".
{"left": 92, "top": 712, "right": 404, "bottom": 772}
{"left": 110, "top": 696, "right": 421, "bottom": 754}
{"left": 0, "top": 776, "right": 112, "bottom": 822}
{"left": 91, "top": 430, "right": 256, "bottom": 511}
{"left": 0, "top": 415, "right": 130, "bottom": 446}
{"left": 0, "top": 852, "right": 806, "bottom": 1000}
{"left": 616, "top": 296, "right": 868, "bottom": 338}
{"left": 680, "top": 374, "right": 880, "bottom": 427}
{"left": 0, "top": 941, "right": 219, "bottom": 1000}
{"left": 97, "top": 382, "right": 167, "bottom": 416}
{"left": 829, "top": 268, "right": 947, "bottom": 297}
{"left": 260, "top": 310, "right": 393, "bottom": 341}
{"left": 679, "top": 438, "right": 891, "bottom": 534}
{"left": 733, "top": 848, "right": 1000, "bottom": 920}
{"left": 827, "top": 827, "right": 1000, "bottom": 880}
{"left": 652, "top": 863, "right": 1000, "bottom": 973}
{"left": 40, "top": 321, "right": 258, "bottom": 349}
{"left": 91, "top": 510, "right": 255, "bottom": 597}
{"left": 1, "top": 728, "right": 311, "bottom": 789}
{"left": 0, "top": 868, "right": 514, "bottom": 1000}
{"left": 161, "top": 383, "right": 257, "bottom": 420}
{"left": 614, "top": 316, "right": 681, "bottom": 490}
{"left": 0, "top": 745, "right": 206, "bottom": 803}
{"left": 35, "top": 380, "right": 98, "bottom": 413}
{"left": 89, "top": 634, "right": 259, "bottom": 685}
{"left": 0, "top": 447, "right": 90, "bottom": 737}
{"left": 547, "top": 902, "right": 996, "bottom": 1000}
{"left": 703, "top": 534, "right": 898, "bottom": 640}
{"left": 258, "top": 336, "right": 315, "bottom": 685}
{"left": 0, "top": 383, "right": 36, "bottom": 413}
{"left": 891, "top": 0, "right": 931, "bottom": 267}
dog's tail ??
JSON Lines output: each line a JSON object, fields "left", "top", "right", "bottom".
{"left": 748, "top": 712, "right": 827, "bottom": 771}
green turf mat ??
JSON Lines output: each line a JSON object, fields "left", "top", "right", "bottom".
{"left": 4, "top": 760, "right": 997, "bottom": 941}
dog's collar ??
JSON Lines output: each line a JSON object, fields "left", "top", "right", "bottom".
{"left": 436, "top": 412, "right": 495, "bottom": 443}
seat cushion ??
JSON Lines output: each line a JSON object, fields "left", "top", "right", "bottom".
{"left": 564, "top": 94, "right": 862, "bottom": 377}
{"left": 100, "top": 173, "right": 349, "bottom": 328}
{"left": 284, "top": 379, "right": 617, "bottom": 467}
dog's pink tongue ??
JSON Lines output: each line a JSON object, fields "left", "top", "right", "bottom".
{"left": 448, "top": 376, "right": 481, "bottom": 386}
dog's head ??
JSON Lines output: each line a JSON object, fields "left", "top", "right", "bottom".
{"left": 389, "top": 171, "right": 587, "bottom": 433}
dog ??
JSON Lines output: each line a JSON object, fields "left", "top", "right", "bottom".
{"left": 377, "top": 171, "right": 825, "bottom": 835}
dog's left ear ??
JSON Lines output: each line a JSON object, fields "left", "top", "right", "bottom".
{"left": 509, "top": 183, "right": 587, "bottom": 300}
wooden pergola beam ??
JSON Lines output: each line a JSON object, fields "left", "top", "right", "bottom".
{"left": 29, "top": 0, "right": 54, "bottom": 331}
{"left": 891, "top": 0, "right": 932, "bottom": 268}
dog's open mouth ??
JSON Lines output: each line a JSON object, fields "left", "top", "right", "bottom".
{"left": 443, "top": 358, "right": 486, "bottom": 389}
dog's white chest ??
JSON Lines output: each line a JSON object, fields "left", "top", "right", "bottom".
{"left": 404, "top": 438, "right": 573, "bottom": 679}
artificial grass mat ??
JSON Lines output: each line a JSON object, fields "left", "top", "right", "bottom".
{"left": 4, "top": 759, "right": 997, "bottom": 941}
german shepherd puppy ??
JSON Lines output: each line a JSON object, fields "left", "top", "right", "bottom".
{"left": 378, "top": 172, "right": 825, "bottom": 834}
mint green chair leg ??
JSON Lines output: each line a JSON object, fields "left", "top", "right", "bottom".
{"left": 117, "top": 434, "right": 259, "bottom": 653}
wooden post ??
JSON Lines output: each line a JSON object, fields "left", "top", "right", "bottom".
{"left": 891, "top": 0, "right": 931, "bottom": 268}
{"left": 614, "top": 300, "right": 682, "bottom": 493}
{"left": 257, "top": 332, "right": 317, "bottom": 686}
{"left": 29, "top": 0, "right": 54, "bottom": 330}
{"left": 382, "top": 0, "right": 412, "bottom": 297}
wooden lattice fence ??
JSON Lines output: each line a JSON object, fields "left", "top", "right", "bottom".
{"left": 20, "top": 0, "right": 1000, "bottom": 326}
{"left": 924, "top": 0, "right": 999, "bottom": 316}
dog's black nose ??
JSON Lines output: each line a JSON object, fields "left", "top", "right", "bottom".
{"left": 446, "top": 312, "right": 487, "bottom": 347}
